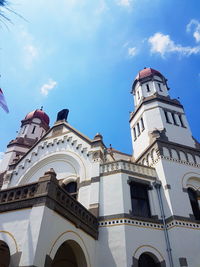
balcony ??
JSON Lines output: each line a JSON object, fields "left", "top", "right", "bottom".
{"left": 0, "top": 169, "right": 98, "bottom": 240}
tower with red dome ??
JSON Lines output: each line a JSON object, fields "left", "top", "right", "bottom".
{"left": 130, "top": 67, "right": 195, "bottom": 160}
{"left": 0, "top": 109, "right": 50, "bottom": 175}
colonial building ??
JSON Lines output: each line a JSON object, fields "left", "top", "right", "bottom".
{"left": 0, "top": 68, "right": 200, "bottom": 267}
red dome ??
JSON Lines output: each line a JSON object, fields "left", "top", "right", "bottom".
{"left": 24, "top": 109, "right": 50, "bottom": 125}
{"left": 132, "top": 68, "right": 165, "bottom": 93}
{"left": 135, "top": 68, "right": 162, "bottom": 80}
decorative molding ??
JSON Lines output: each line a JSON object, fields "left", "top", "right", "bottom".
{"left": 137, "top": 139, "right": 200, "bottom": 169}
{"left": 98, "top": 213, "right": 200, "bottom": 230}
{"left": 130, "top": 94, "right": 183, "bottom": 122}
{"left": 127, "top": 176, "right": 153, "bottom": 189}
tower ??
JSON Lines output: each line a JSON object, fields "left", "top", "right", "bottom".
{"left": 130, "top": 67, "right": 200, "bottom": 220}
{"left": 130, "top": 67, "right": 196, "bottom": 160}
{"left": 0, "top": 109, "right": 50, "bottom": 185}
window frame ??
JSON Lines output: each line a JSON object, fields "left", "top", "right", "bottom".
{"left": 128, "top": 179, "right": 152, "bottom": 218}
{"left": 146, "top": 84, "right": 150, "bottom": 92}
{"left": 188, "top": 188, "right": 200, "bottom": 220}
{"left": 164, "top": 111, "right": 170, "bottom": 124}
{"left": 32, "top": 125, "right": 36, "bottom": 134}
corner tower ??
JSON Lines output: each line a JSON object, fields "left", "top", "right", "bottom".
{"left": 0, "top": 109, "right": 50, "bottom": 175}
{"left": 130, "top": 67, "right": 196, "bottom": 160}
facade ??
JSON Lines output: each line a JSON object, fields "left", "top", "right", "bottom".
{"left": 0, "top": 68, "right": 200, "bottom": 267}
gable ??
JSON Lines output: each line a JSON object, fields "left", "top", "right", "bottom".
{"left": 7, "top": 122, "right": 105, "bottom": 187}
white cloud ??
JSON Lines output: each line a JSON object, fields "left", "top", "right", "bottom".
{"left": 17, "top": 27, "right": 40, "bottom": 68}
{"left": 128, "top": 47, "right": 137, "bottom": 57}
{"left": 148, "top": 32, "right": 200, "bottom": 57}
{"left": 117, "top": 0, "right": 132, "bottom": 7}
{"left": 24, "top": 44, "right": 38, "bottom": 66}
{"left": 186, "top": 19, "right": 200, "bottom": 43}
{"left": 95, "top": 0, "right": 108, "bottom": 15}
{"left": 40, "top": 79, "right": 57, "bottom": 96}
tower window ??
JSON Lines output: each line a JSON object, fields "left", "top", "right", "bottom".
{"left": 133, "top": 127, "right": 137, "bottom": 140}
{"left": 63, "top": 181, "right": 78, "bottom": 199}
{"left": 179, "top": 114, "right": 185, "bottom": 127}
{"left": 130, "top": 182, "right": 151, "bottom": 218}
{"left": 22, "top": 126, "right": 27, "bottom": 134}
{"left": 137, "top": 123, "right": 140, "bottom": 136}
{"left": 146, "top": 84, "right": 150, "bottom": 92}
{"left": 188, "top": 188, "right": 200, "bottom": 220}
{"left": 171, "top": 113, "right": 177, "bottom": 125}
{"left": 137, "top": 91, "right": 140, "bottom": 100}
{"left": 158, "top": 83, "right": 162, "bottom": 92}
{"left": 32, "top": 126, "right": 36, "bottom": 134}
{"left": 141, "top": 117, "right": 145, "bottom": 131}
{"left": 164, "top": 111, "right": 170, "bottom": 123}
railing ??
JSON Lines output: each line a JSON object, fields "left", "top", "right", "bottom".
{"left": 100, "top": 160, "right": 156, "bottom": 177}
{"left": 0, "top": 173, "right": 98, "bottom": 239}
{"left": 0, "top": 183, "right": 39, "bottom": 203}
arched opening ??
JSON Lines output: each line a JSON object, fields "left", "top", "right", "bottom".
{"left": 0, "top": 240, "right": 10, "bottom": 267}
{"left": 188, "top": 188, "right": 200, "bottom": 220}
{"left": 52, "top": 240, "right": 87, "bottom": 267}
{"left": 138, "top": 253, "right": 159, "bottom": 267}
{"left": 63, "top": 181, "right": 78, "bottom": 199}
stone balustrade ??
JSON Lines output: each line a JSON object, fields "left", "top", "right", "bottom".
{"left": 100, "top": 160, "right": 156, "bottom": 178}
{"left": 0, "top": 171, "right": 98, "bottom": 239}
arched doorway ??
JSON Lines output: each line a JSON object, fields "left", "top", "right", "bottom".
{"left": 52, "top": 240, "right": 87, "bottom": 267}
{"left": 138, "top": 253, "right": 160, "bottom": 267}
{"left": 0, "top": 240, "right": 10, "bottom": 267}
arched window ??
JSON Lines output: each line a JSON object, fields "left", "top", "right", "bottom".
{"left": 0, "top": 240, "right": 10, "bottom": 267}
{"left": 138, "top": 253, "right": 158, "bottom": 267}
{"left": 63, "top": 182, "right": 78, "bottom": 199}
{"left": 188, "top": 188, "right": 200, "bottom": 220}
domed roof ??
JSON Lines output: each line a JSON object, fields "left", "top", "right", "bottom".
{"left": 135, "top": 67, "right": 163, "bottom": 80}
{"left": 24, "top": 109, "right": 50, "bottom": 125}
{"left": 132, "top": 67, "right": 165, "bottom": 93}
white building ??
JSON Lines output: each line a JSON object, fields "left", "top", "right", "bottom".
{"left": 0, "top": 68, "right": 200, "bottom": 267}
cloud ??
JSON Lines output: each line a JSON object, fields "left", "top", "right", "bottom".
{"left": 186, "top": 19, "right": 200, "bottom": 43}
{"left": 95, "top": 0, "right": 108, "bottom": 15}
{"left": 148, "top": 32, "right": 200, "bottom": 57}
{"left": 40, "top": 79, "right": 57, "bottom": 96}
{"left": 18, "top": 27, "right": 40, "bottom": 68}
{"left": 128, "top": 47, "right": 137, "bottom": 57}
{"left": 24, "top": 44, "right": 38, "bottom": 66}
{"left": 117, "top": 0, "right": 132, "bottom": 7}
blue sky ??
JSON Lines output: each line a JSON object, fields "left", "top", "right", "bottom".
{"left": 0, "top": 0, "right": 200, "bottom": 155}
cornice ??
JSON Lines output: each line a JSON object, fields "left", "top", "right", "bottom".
{"left": 129, "top": 94, "right": 183, "bottom": 122}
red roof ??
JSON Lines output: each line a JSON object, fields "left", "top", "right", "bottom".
{"left": 25, "top": 109, "right": 50, "bottom": 125}
{"left": 135, "top": 68, "right": 162, "bottom": 80}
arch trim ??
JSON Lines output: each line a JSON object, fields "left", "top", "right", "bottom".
{"left": 133, "top": 244, "right": 164, "bottom": 261}
{"left": 49, "top": 230, "right": 91, "bottom": 267}
{"left": 182, "top": 172, "right": 200, "bottom": 189}
{"left": 0, "top": 231, "right": 18, "bottom": 253}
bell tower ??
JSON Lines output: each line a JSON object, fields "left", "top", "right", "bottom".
{"left": 130, "top": 68, "right": 196, "bottom": 160}
{"left": 0, "top": 109, "right": 50, "bottom": 175}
